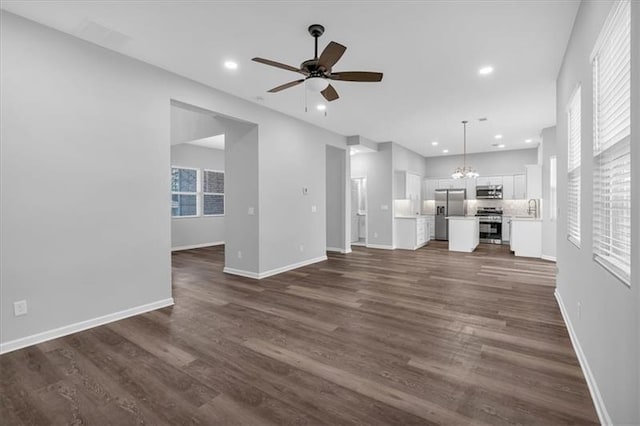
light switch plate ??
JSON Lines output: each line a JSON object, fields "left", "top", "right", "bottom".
{"left": 248, "top": 207, "right": 255, "bottom": 215}
{"left": 14, "top": 300, "right": 27, "bottom": 316}
{"left": 381, "top": 205, "right": 389, "bottom": 211}
{"left": 311, "top": 205, "right": 317, "bottom": 213}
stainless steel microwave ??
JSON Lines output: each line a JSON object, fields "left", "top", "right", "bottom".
{"left": 476, "top": 185, "right": 503, "bottom": 199}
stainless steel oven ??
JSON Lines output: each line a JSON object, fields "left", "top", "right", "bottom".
{"left": 476, "top": 207, "right": 503, "bottom": 244}
{"left": 476, "top": 185, "right": 503, "bottom": 199}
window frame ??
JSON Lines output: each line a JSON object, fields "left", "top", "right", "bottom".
{"left": 171, "top": 165, "right": 200, "bottom": 219}
{"left": 566, "top": 84, "right": 582, "bottom": 248}
{"left": 590, "top": 0, "right": 631, "bottom": 287}
{"left": 202, "top": 169, "right": 225, "bottom": 217}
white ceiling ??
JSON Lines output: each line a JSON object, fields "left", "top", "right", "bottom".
{"left": 186, "top": 134, "right": 225, "bottom": 151}
{"left": 1, "top": 1, "right": 579, "bottom": 156}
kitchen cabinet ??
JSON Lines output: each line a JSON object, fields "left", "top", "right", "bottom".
{"left": 447, "top": 217, "right": 479, "bottom": 252}
{"left": 395, "top": 171, "right": 421, "bottom": 201}
{"left": 502, "top": 175, "right": 514, "bottom": 200}
{"left": 438, "top": 179, "right": 453, "bottom": 189}
{"left": 426, "top": 215, "right": 435, "bottom": 238}
{"left": 514, "top": 174, "right": 526, "bottom": 199}
{"left": 510, "top": 218, "right": 542, "bottom": 257}
{"left": 395, "top": 216, "right": 429, "bottom": 250}
{"left": 423, "top": 179, "right": 439, "bottom": 200}
{"left": 502, "top": 216, "right": 511, "bottom": 242}
{"left": 525, "top": 165, "right": 542, "bottom": 199}
{"left": 476, "top": 176, "right": 503, "bottom": 187}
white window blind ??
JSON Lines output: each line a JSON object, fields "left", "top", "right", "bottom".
{"left": 567, "top": 86, "right": 581, "bottom": 247}
{"left": 171, "top": 167, "right": 199, "bottom": 217}
{"left": 592, "top": 0, "right": 631, "bottom": 285}
{"left": 203, "top": 170, "right": 224, "bottom": 216}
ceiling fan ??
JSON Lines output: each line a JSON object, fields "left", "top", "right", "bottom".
{"left": 252, "top": 24, "right": 383, "bottom": 102}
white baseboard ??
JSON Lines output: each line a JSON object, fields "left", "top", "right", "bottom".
{"left": 326, "top": 247, "right": 351, "bottom": 254}
{"left": 366, "top": 243, "right": 395, "bottom": 250}
{"left": 541, "top": 254, "right": 557, "bottom": 262}
{"left": 171, "top": 241, "right": 224, "bottom": 251}
{"left": 555, "top": 289, "right": 611, "bottom": 425}
{"left": 224, "top": 255, "right": 328, "bottom": 280}
{"left": 0, "top": 298, "right": 174, "bottom": 355}
{"left": 223, "top": 267, "right": 260, "bottom": 279}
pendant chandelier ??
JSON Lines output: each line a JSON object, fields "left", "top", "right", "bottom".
{"left": 452, "top": 120, "right": 479, "bottom": 179}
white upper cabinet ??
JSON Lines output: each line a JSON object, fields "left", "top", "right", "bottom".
{"left": 438, "top": 179, "right": 453, "bottom": 189}
{"left": 395, "top": 171, "right": 422, "bottom": 201}
{"left": 502, "top": 175, "right": 515, "bottom": 200}
{"left": 423, "top": 179, "right": 439, "bottom": 200}
{"left": 525, "top": 165, "right": 542, "bottom": 199}
{"left": 476, "top": 176, "right": 503, "bottom": 187}
{"left": 513, "top": 174, "right": 526, "bottom": 199}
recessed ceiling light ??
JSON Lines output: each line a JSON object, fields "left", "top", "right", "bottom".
{"left": 443, "top": 149, "right": 449, "bottom": 153}
{"left": 224, "top": 60, "right": 238, "bottom": 70}
{"left": 431, "top": 141, "right": 439, "bottom": 146}
{"left": 494, "top": 134, "right": 503, "bottom": 139}
{"left": 478, "top": 66, "right": 494, "bottom": 75}
{"left": 498, "top": 144, "right": 506, "bottom": 148}
{"left": 316, "top": 104, "right": 326, "bottom": 111}
{"left": 525, "top": 139, "right": 532, "bottom": 143}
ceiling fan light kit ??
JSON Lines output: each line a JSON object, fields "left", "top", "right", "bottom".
{"left": 452, "top": 120, "right": 479, "bottom": 179}
{"left": 252, "top": 24, "right": 383, "bottom": 103}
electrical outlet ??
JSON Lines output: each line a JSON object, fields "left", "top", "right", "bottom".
{"left": 311, "top": 205, "right": 317, "bottom": 213}
{"left": 373, "top": 232, "right": 379, "bottom": 238}
{"left": 299, "top": 244, "right": 304, "bottom": 252}
{"left": 577, "top": 301, "right": 582, "bottom": 319}
{"left": 248, "top": 207, "right": 255, "bottom": 215}
{"left": 237, "top": 251, "right": 242, "bottom": 259}
{"left": 14, "top": 300, "right": 27, "bottom": 317}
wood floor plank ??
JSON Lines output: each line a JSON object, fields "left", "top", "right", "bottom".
{"left": 0, "top": 242, "right": 598, "bottom": 425}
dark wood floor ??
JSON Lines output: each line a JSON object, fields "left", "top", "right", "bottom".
{"left": 1, "top": 242, "right": 598, "bottom": 425}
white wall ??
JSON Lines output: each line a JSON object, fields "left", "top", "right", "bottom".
{"left": 0, "top": 11, "right": 348, "bottom": 349}
{"left": 351, "top": 142, "right": 394, "bottom": 248}
{"left": 170, "top": 143, "right": 225, "bottom": 249}
{"left": 393, "top": 143, "right": 428, "bottom": 177}
{"left": 539, "top": 126, "right": 557, "bottom": 260}
{"left": 423, "top": 148, "right": 538, "bottom": 178}
{"left": 555, "top": 1, "right": 639, "bottom": 424}
{"left": 170, "top": 105, "right": 225, "bottom": 145}
{"left": 0, "top": 11, "right": 173, "bottom": 347}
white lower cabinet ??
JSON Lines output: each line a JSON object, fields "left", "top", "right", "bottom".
{"left": 395, "top": 216, "right": 430, "bottom": 250}
{"left": 510, "top": 219, "right": 542, "bottom": 257}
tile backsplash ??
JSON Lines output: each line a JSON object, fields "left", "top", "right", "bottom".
{"left": 422, "top": 199, "right": 534, "bottom": 216}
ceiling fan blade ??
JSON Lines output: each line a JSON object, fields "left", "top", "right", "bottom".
{"left": 252, "top": 57, "right": 306, "bottom": 75}
{"left": 267, "top": 79, "right": 305, "bottom": 93}
{"left": 329, "top": 71, "right": 383, "bottom": 82}
{"left": 318, "top": 41, "right": 347, "bottom": 68}
{"left": 321, "top": 84, "right": 339, "bottom": 102}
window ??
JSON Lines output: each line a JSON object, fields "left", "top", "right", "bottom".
{"left": 171, "top": 167, "right": 199, "bottom": 217}
{"left": 203, "top": 170, "right": 224, "bottom": 216}
{"left": 567, "top": 86, "right": 581, "bottom": 247}
{"left": 592, "top": 0, "right": 631, "bottom": 285}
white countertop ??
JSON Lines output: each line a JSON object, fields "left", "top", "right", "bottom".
{"left": 446, "top": 216, "right": 479, "bottom": 220}
{"left": 395, "top": 215, "right": 428, "bottom": 219}
{"left": 510, "top": 217, "right": 542, "bottom": 222}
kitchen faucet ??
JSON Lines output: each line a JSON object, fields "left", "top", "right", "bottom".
{"left": 527, "top": 199, "right": 538, "bottom": 217}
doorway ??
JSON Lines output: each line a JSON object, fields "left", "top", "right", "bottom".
{"left": 351, "top": 177, "right": 367, "bottom": 246}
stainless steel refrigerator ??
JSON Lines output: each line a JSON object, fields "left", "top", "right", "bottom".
{"left": 435, "top": 188, "right": 466, "bottom": 241}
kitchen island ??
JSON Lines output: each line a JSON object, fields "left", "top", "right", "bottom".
{"left": 510, "top": 217, "right": 542, "bottom": 257}
{"left": 446, "top": 216, "right": 479, "bottom": 252}
{"left": 394, "top": 215, "right": 430, "bottom": 250}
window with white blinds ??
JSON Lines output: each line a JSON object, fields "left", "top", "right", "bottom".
{"left": 591, "top": 0, "right": 631, "bottom": 286}
{"left": 567, "top": 87, "right": 581, "bottom": 247}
